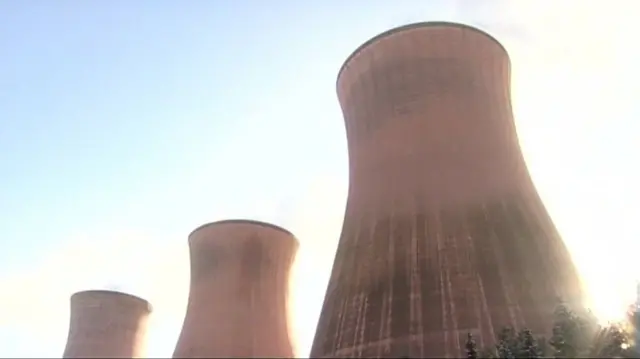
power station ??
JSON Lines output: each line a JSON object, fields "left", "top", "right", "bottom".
{"left": 62, "top": 290, "right": 151, "bottom": 358}
{"left": 309, "top": 22, "right": 584, "bottom": 358}
{"left": 53, "top": 21, "right": 588, "bottom": 359}
{"left": 173, "top": 220, "right": 298, "bottom": 358}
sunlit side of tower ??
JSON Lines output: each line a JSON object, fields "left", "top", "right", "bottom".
{"left": 62, "top": 290, "right": 151, "bottom": 358}
{"left": 173, "top": 220, "right": 298, "bottom": 358}
{"left": 310, "top": 22, "right": 584, "bottom": 358}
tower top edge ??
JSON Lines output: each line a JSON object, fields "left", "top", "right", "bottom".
{"left": 189, "top": 219, "right": 295, "bottom": 239}
{"left": 70, "top": 290, "right": 153, "bottom": 312}
{"left": 336, "top": 21, "right": 509, "bottom": 85}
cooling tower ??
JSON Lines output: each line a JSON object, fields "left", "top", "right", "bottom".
{"left": 62, "top": 290, "right": 151, "bottom": 358}
{"left": 310, "top": 22, "right": 585, "bottom": 358}
{"left": 173, "top": 219, "right": 298, "bottom": 358}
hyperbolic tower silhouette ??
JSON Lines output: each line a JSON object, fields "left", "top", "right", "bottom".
{"left": 310, "top": 22, "right": 584, "bottom": 358}
{"left": 62, "top": 290, "right": 151, "bottom": 358}
{"left": 173, "top": 220, "right": 298, "bottom": 358}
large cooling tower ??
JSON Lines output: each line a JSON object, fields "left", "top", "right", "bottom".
{"left": 173, "top": 219, "right": 298, "bottom": 358}
{"left": 62, "top": 290, "right": 151, "bottom": 358}
{"left": 310, "top": 22, "right": 585, "bottom": 358}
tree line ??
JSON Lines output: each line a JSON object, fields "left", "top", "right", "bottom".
{"left": 465, "top": 303, "right": 638, "bottom": 358}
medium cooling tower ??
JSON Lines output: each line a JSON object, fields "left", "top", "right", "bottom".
{"left": 310, "top": 22, "right": 585, "bottom": 358}
{"left": 62, "top": 290, "right": 151, "bottom": 358}
{"left": 173, "top": 219, "right": 298, "bottom": 358}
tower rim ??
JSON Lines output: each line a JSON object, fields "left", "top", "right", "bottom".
{"left": 70, "top": 289, "right": 153, "bottom": 313}
{"left": 336, "top": 21, "right": 509, "bottom": 90}
{"left": 188, "top": 219, "right": 294, "bottom": 239}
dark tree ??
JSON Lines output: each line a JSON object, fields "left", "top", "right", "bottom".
{"left": 466, "top": 303, "right": 636, "bottom": 358}
{"left": 630, "top": 309, "right": 640, "bottom": 331}
{"left": 625, "top": 306, "right": 640, "bottom": 358}
{"left": 594, "top": 324, "right": 631, "bottom": 358}
{"left": 479, "top": 347, "right": 498, "bottom": 359}
{"left": 548, "top": 303, "right": 594, "bottom": 358}
{"left": 466, "top": 333, "right": 479, "bottom": 359}
{"left": 516, "top": 328, "right": 543, "bottom": 358}
{"left": 534, "top": 336, "right": 548, "bottom": 357}
{"left": 496, "top": 326, "right": 519, "bottom": 359}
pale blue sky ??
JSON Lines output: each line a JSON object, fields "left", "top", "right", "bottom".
{"left": 1, "top": 0, "right": 639, "bottom": 357}
{"left": 0, "top": 0, "right": 462, "bottom": 271}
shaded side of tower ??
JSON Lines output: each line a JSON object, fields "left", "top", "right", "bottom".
{"left": 310, "top": 22, "right": 585, "bottom": 358}
{"left": 173, "top": 219, "right": 298, "bottom": 358}
{"left": 63, "top": 290, "right": 152, "bottom": 358}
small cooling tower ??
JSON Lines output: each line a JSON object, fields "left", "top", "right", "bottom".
{"left": 62, "top": 290, "right": 152, "bottom": 358}
{"left": 173, "top": 219, "right": 298, "bottom": 358}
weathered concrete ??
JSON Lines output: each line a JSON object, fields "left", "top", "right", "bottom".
{"left": 310, "top": 22, "right": 585, "bottom": 358}
{"left": 173, "top": 220, "right": 298, "bottom": 358}
{"left": 63, "top": 290, "right": 151, "bottom": 358}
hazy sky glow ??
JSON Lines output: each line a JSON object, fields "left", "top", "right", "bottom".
{"left": 0, "top": 0, "right": 638, "bottom": 357}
